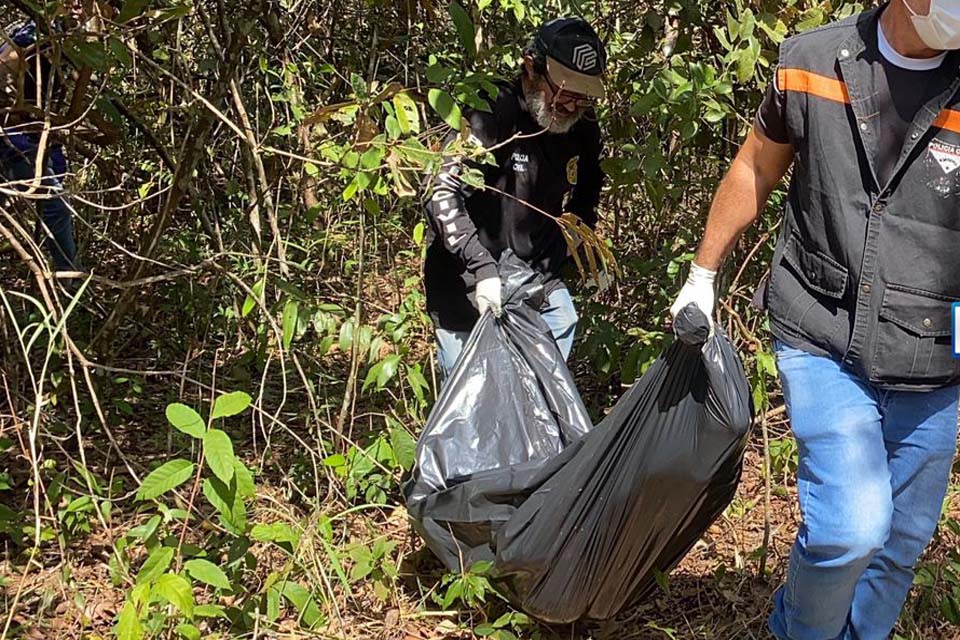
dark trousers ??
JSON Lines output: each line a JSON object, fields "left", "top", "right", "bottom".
{"left": 1, "top": 151, "right": 78, "bottom": 271}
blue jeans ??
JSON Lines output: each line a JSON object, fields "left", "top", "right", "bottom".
{"left": 1, "top": 149, "right": 77, "bottom": 271}
{"left": 435, "top": 286, "right": 578, "bottom": 379}
{"left": 768, "top": 340, "right": 960, "bottom": 640}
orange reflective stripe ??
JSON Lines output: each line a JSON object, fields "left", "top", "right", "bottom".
{"left": 777, "top": 68, "right": 851, "bottom": 104}
{"left": 934, "top": 109, "right": 960, "bottom": 134}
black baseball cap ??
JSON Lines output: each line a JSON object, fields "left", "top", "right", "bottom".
{"left": 533, "top": 17, "right": 607, "bottom": 99}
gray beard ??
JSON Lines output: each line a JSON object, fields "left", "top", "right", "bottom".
{"left": 526, "top": 89, "right": 580, "bottom": 134}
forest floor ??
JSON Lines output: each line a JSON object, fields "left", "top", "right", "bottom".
{"left": 3, "top": 256, "right": 960, "bottom": 640}
{"left": 6, "top": 417, "right": 960, "bottom": 640}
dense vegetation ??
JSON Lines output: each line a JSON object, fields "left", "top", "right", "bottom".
{"left": 3, "top": 0, "right": 960, "bottom": 638}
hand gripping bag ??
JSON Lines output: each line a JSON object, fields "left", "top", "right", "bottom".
{"left": 405, "top": 251, "right": 753, "bottom": 623}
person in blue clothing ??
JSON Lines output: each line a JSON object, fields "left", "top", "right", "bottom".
{"left": 1, "top": 18, "right": 80, "bottom": 275}
{"left": 672, "top": 2, "right": 960, "bottom": 638}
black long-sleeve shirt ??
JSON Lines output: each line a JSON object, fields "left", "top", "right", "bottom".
{"left": 423, "top": 78, "right": 604, "bottom": 331}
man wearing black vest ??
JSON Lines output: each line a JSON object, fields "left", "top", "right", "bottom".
{"left": 671, "top": 1, "right": 960, "bottom": 638}
{"left": 423, "top": 17, "right": 606, "bottom": 379}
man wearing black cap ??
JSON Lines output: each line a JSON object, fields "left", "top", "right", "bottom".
{"left": 423, "top": 16, "right": 607, "bottom": 378}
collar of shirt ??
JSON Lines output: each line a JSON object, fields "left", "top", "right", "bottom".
{"left": 877, "top": 20, "right": 946, "bottom": 71}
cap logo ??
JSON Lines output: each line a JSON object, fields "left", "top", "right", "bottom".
{"left": 571, "top": 43, "right": 598, "bottom": 72}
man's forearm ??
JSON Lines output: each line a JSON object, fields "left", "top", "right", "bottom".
{"left": 694, "top": 129, "right": 792, "bottom": 271}
{"left": 694, "top": 163, "right": 765, "bottom": 270}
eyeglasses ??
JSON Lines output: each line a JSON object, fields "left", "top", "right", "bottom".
{"left": 543, "top": 71, "right": 597, "bottom": 109}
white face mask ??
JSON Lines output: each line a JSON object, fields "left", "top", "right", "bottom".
{"left": 905, "top": 0, "right": 960, "bottom": 50}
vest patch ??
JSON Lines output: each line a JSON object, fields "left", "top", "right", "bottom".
{"left": 566, "top": 156, "right": 579, "bottom": 185}
{"left": 511, "top": 151, "right": 529, "bottom": 173}
{"left": 928, "top": 140, "right": 960, "bottom": 175}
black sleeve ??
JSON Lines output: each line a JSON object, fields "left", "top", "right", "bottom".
{"left": 565, "top": 122, "right": 604, "bottom": 229}
{"left": 423, "top": 110, "right": 502, "bottom": 282}
{"left": 754, "top": 69, "right": 790, "bottom": 144}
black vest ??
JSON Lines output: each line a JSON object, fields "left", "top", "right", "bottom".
{"left": 765, "top": 6, "right": 960, "bottom": 390}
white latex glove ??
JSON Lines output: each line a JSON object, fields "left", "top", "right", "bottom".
{"left": 586, "top": 269, "right": 614, "bottom": 294}
{"left": 669, "top": 262, "right": 717, "bottom": 331}
{"left": 475, "top": 276, "right": 503, "bottom": 317}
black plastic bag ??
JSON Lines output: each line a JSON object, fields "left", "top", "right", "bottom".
{"left": 405, "top": 251, "right": 753, "bottom": 623}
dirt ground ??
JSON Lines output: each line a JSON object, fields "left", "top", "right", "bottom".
{"left": 4, "top": 404, "right": 960, "bottom": 640}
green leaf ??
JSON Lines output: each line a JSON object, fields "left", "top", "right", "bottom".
{"left": 393, "top": 93, "right": 420, "bottom": 135}
{"left": 137, "top": 459, "right": 194, "bottom": 501}
{"left": 130, "top": 582, "right": 152, "bottom": 607}
{"left": 194, "top": 604, "right": 228, "bottom": 619}
{"left": 203, "top": 477, "right": 232, "bottom": 519}
{"left": 242, "top": 278, "right": 264, "bottom": 318}
{"left": 136, "top": 546, "right": 174, "bottom": 585}
{"left": 377, "top": 354, "right": 401, "bottom": 388}
{"left": 725, "top": 9, "right": 739, "bottom": 42}
{"left": 184, "top": 559, "right": 231, "bottom": 590}
{"left": 385, "top": 115, "right": 401, "bottom": 140}
{"left": 397, "top": 138, "right": 436, "bottom": 166}
{"left": 943, "top": 594, "right": 960, "bottom": 624}
{"left": 350, "top": 556, "right": 373, "bottom": 581}
{"left": 281, "top": 581, "right": 324, "bottom": 628}
{"left": 406, "top": 364, "right": 429, "bottom": 403}
{"left": 471, "top": 560, "right": 494, "bottom": 574}
{"left": 355, "top": 171, "right": 373, "bottom": 192}
{"left": 460, "top": 167, "right": 486, "bottom": 189}
{"left": 323, "top": 454, "right": 347, "bottom": 468}
{"left": 211, "top": 391, "right": 252, "bottom": 419}
{"left": 118, "top": 0, "right": 151, "bottom": 22}
{"left": 412, "top": 222, "right": 425, "bottom": 246}
{"left": 127, "top": 514, "right": 162, "bottom": 541}
{"left": 202, "top": 477, "right": 246, "bottom": 533}
{"left": 360, "top": 146, "right": 385, "bottom": 171}
{"left": 733, "top": 49, "right": 751, "bottom": 83}
{"left": 428, "top": 89, "right": 462, "bottom": 130}
{"left": 64, "top": 38, "right": 110, "bottom": 71}
{"left": 796, "top": 7, "right": 825, "bottom": 32}
{"left": 448, "top": 1, "right": 477, "bottom": 58}
{"left": 740, "top": 9, "right": 756, "bottom": 40}
{"left": 756, "top": 350, "right": 777, "bottom": 377}
{"left": 752, "top": 377, "right": 767, "bottom": 412}
{"left": 165, "top": 404, "right": 205, "bottom": 439}
{"left": 250, "top": 522, "right": 300, "bottom": 546}
{"left": 339, "top": 319, "right": 355, "bottom": 352}
{"left": 442, "top": 580, "right": 463, "bottom": 608}
{"left": 342, "top": 177, "right": 359, "bottom": 201}
{"left": 266, "top": 585, "right": 281, "bottom": 621}
{"left": 281, "top": 300, "right": 299, "bottom": 350}
{"left": 234, "top": 460, "right": 255, "bottom": 499}
{"left": 317, "top": 515, "right": 334, "bottom": 542}
{"left": 154, "top": 573, "right": 194, "bottom": 618}
{"left": 390, "top": 427, "right": 417, "bottom": 471}
{"left": 350, "top": 73, "right": 368, "bottom": 99}
{"left": 203, "top": 429, "right": 235, "bottom": 483}
{"left": 713, "top": 26, "right": 732, "bottom": 51}
{"left": 362, "top": 360, "right": 383, "bottom": 392}
{"left": 63, "top": 495, "right": 92, "bottom": 514}
{"left": 175, "top": 623, "right": 200, "bottom": 640}
{"left": 116, "top": 601, "right": 143, "bottom": 640}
